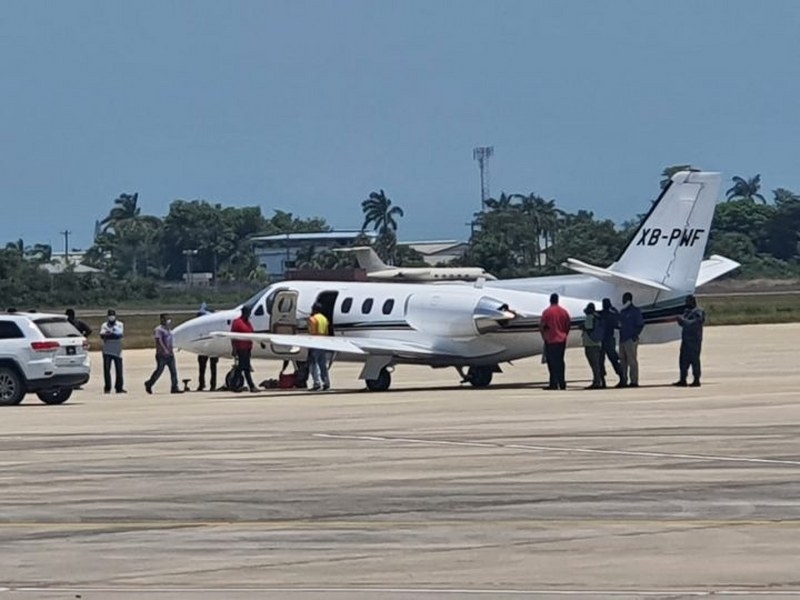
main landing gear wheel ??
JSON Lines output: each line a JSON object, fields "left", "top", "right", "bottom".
{"left": 467, "top": 366, "right": 493, "bottom": 388}
{"left": 366, "top": 367, "right": 391, "bottom": 392}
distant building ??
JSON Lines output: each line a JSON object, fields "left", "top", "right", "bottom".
{"left": 400, "top": 240, "right": 469, "bottom": 266}
{"left": 251, "top": 231, "right": 377, "bottom": 280}
{"left": 39, "top": 252, "right": 103, "bottom": 275}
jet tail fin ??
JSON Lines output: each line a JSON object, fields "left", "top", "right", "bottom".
{"left": 609, "top": 170, "right": 722, "bottom": 297}
{"left": 333, "top": 246, "right": 388, "bottom": 273}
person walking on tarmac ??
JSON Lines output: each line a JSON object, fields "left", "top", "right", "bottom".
{"left": 580, "top": 302, "right": 605, "bottom": 389}
{"left": 598, "top": 297, "right": 624, "bottom": 388}
{"left": 307, "top": 302, "right": 331, "bottom": 391}
{"left": 618, "top": 292, "right": 645, "bottom": 388}
{"left": 144, "top": 313, "right": 182, "bottom": 394}
{"left": 230, "top": 306, "right": 258, "bottom": 393}
{"left": 540, "top": 293, "right": 571, "bottom": 390}
{"left": 674, "top": 294, "right": 706, "bottom": 387}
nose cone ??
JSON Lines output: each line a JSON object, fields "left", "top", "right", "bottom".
{"left": 173, "top": 311, "right": 236, "bottom": 354}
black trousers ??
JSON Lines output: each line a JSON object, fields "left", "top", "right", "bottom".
{"left": 197, "top": 355, "right": 219, "bottom": 390}
{"left": 679, "top": 340, "right": 702, "bottom": 383}
{"left": 102, "top": 354, "right": 124, "bottom": 392}
{"left": 545, "top": 342, "right": 567, "bottom": 389}
{"left": 233, "top": 349, "right": 256, "bottom": 390}
{"left": 601, "top": 339, "right": 623, "bottom": 379}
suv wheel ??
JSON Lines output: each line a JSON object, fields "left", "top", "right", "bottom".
{"left": 0, "top": 367, "right": 25, "bottom": 406}
{"left": 36, "top": 388, "right": 73, "bottom": 405}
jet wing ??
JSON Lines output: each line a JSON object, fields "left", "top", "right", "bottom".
{"left": 696, "top": 255, "right": 741, "bottom": 287}
{"left": 211, "top": 331, "right": 504, "bottom": 359}
{"left": 212, "top": 331, "right": 366, "bottom": 354}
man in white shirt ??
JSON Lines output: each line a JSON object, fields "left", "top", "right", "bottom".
{"left": 99, "top": 308, "right": 125, "bottom": 394}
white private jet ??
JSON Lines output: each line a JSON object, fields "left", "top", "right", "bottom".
{"left": 334, "top": 245, "right": 496, "bottom": 282}
{"left": 173, "top": 171, "right": 739, "bottom": 391}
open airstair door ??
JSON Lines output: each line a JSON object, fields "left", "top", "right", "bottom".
{"left": 268, "top": 289, "right": 301, "bottom": 356}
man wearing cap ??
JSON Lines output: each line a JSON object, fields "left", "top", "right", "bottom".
{"left": 99, "top": 308, "right": 125, "bottom": 393}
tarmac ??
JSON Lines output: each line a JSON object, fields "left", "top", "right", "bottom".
{"left": 1, "top": 323, "right": 799, "bottom": 600}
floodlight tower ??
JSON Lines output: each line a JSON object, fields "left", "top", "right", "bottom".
{"left": 472, "top": 146, "right": 494, "bottom": 211}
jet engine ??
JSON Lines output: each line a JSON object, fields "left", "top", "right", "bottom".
{"left": 404, "top": 291, "right": 516, "bottom": 337}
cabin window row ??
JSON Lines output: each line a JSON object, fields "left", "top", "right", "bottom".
{"left": 340, "top": 297, "right": 395, "bottom": 315}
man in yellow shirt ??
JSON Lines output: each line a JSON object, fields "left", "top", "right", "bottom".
{"left": 307, "top": 302, "right": 331, "bottom": 391}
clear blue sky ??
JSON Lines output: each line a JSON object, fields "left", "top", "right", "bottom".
{"left": 2, "top": 0, "right": 798, "bottom": 250}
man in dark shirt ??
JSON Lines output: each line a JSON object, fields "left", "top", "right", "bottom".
{"left": 675, "top": 294, "right": 706, "bottom": 387}
{"left": 618, "top": 292, "right": 645, "bottom": 387}
{"left": 65, "top": 308, "right": 92, "bottom": 337}
{"left": 598, "top": 298, "right": 624, "bottom": 388}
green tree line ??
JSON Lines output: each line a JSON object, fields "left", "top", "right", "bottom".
{"left": 2, "top": 167, "right": 798, "bottom": 309}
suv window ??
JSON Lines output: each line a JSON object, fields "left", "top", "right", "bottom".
{"left": 0, "top": 320, "right": 24, "bottom": 339}
{"left": 34, "top": 318, "right": 82, "bottom": 338}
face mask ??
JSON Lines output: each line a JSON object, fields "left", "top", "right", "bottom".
{"left": 166, "top": 319, "right": 173, "bottom": 326}
{"left": 623, "top": 301, "right": 631, "bottom": 309}
{"left": 108, "top": 316, "right": 116, "bottom": 323}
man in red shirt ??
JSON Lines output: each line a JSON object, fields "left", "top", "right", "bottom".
{"left": 540, "top": 293, "right": 572, "bottom": 390}
{"left": 230, "top": 305, "right": 258, "bottom": 393}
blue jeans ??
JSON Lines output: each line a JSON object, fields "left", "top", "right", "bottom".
{"left": 147, "top": 354, "right": 179, "bottom": 391}
{"left": 308, "top": 349, "right": 330, "bottom": 388}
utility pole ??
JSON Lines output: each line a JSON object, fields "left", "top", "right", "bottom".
{"left": 59, "top": 230, "right": 71, "bottom": 261}
{"left": 472, "top": 146, "right": 494, "bottom": 212}
{"left": 183, "top": 249, "right": 198, "bottom": 286}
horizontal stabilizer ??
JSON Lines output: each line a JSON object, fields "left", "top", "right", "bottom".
{"left": 696, "top": 254, "right": 741, "bottom": 287}
{"left": 564, "top": 258, "right": 672, "bottom": 292}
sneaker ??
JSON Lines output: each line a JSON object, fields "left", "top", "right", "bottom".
{"left": 144, "top": 382, "right": 152, "bottom": 394}
{"left": 322, "top": 384, "right": 330, "bottom": 391}
{"left": 690, "top": 380, "right": 701, "bottom": 387}
{"left": 117, "top": 389, "right": 127, "bottom": 394}
{"left": 249, "top": 387, "right": 259, "bottom": 393}
{"left": 672, "top": 381, "right": 687, "bottom": 387}
{"left": 310, "top": 385, "right": 321, "bottom": 391}
{"left": 171, "top": 389, "right": 184, "bottom": 394}
{"left": 615, "top": 381, "right": 627, "bottom": 389}
{"left": 196, "top": 386, "right": 205, "bottom": 392}
{"left": 629, "top": 383, "right": 640, "bottom": 388}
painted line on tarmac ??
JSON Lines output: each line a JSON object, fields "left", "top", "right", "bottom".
{"left": 2, "top": 519, "right": 799, "bottom": 530}
{"left": 313, "top": 433, "right": 800, "bottom": 467}
{"left": 5, "top": 587, "right": 800, "bottom": 597}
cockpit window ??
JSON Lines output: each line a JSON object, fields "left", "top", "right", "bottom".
{"left": 243, "top": 288, "right": 268, "bottom": 311}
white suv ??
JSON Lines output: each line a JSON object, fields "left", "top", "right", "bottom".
{"left": 0, "top": 312, "right": 91, "bottom": 405}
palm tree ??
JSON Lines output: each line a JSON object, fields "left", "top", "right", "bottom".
{"left": 100, "top": 193, "right": 162, "bottom": 277}
{"left": 361, "top": 190, "right": 404, "bottom": 235}
{"left": 361, "top": 189, "right": 404, "bottom": 264}
{"left": 726, "top": 175, "right": 767, "bottom": 203}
